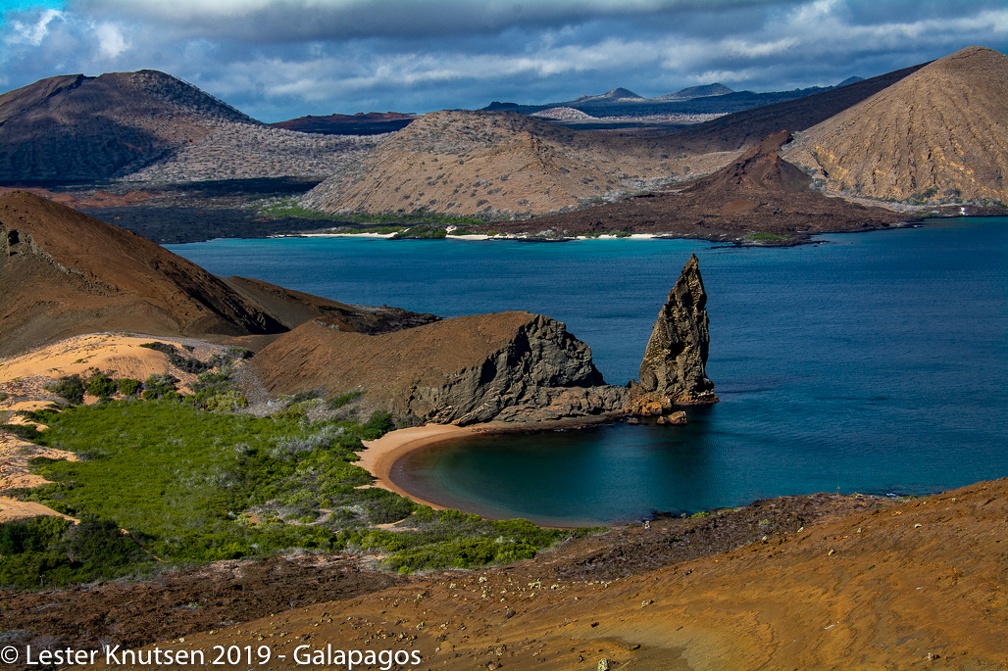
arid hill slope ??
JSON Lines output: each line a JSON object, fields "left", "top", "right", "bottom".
{"left": 0, "top": 192, "right": 435, "bottom": 356}
{"left": 133, "top": 478, "right": 1008, "bottom": 670}
{"left": 251, "top": 312, "right": 627, "bottom": 424}
{"left": 783, "top": 47, "right": 1008, "bottom": 204}
{"left": 669, "top": 61, "right": 925, "bottom": 155}
{"left": 0, "top": 70, "right": 374, "bottom": 182}
{"left": 0, "top": 70, "right": 249, "bottom": 181}
{"left": 495, "top": 131, "right": 907, "bottom": 242}
{"left": 301, "top": 110, "right": 731, "bottom": 217}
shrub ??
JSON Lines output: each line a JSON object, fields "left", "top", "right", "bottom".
{"left": 0, "top": 515, "right": 149, "bottom": 588}
{"left": 86, "top": 373, "right": 117, "bottom": 400}
{"left": 116, "top": 378, "right": 142, "bottom": 397}
{"left": 1, "top": 423, "right": 43, "bottom": 441}
{"left": 327, "top": 390, "right": 363, "bottom": 410}
{"left": 360, "top": 411, "right": 394, "bottom": 439}
{"left": 47, "top": 375, "right": 85, "bottom": 404}
{"left": 141, "top": 374, "right": 178, "bottom": 400}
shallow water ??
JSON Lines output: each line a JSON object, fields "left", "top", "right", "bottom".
{"left": 170, "top": 218, "right": 1008, "bottom": 525}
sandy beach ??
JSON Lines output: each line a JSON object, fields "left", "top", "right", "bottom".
{"left": 357, "top": 424, "right": 481, "bottom": 507}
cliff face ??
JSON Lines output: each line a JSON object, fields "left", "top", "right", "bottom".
{"left": 251, "top": 312, "right": 628, "bottom": 426}
{"left": 252, "top": 256, "right": 717, "bottom": 426}
{"left": 629, "top": 254, "right": 718, "bottom": 416}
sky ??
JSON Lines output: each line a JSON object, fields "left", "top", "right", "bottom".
{"left": 1, "top": 0, "right": 1006, "bottom": 122}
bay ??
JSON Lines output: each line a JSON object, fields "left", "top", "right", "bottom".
{"left": 169, "top": 218, "right": 1008, "bottom": 525}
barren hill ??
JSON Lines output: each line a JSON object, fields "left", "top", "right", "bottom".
{"left": 0, "top": 70, "right": 250, "bottom": 181}
{"left": 493, "top": 131, "right": 907, "bottom": 242}
{"left": 783, "top": 46, "right": 1008, "bottom": 204}
{"left": 668, "top": 61, "right": 925, "bottom": 155}
{"left": 0, "top": 192, "right": 435, "bottom": 356}
{"left": 251, "top": 311, "right": 627, "bottom": 424}
{"left": 0, "top": 70, "right": 377, "bottom": 182}
{"left": 301, "top": 110, "right": 729, "bottom": 217}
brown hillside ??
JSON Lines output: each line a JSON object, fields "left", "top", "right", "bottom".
{"left": 0, "top": 192, "right": 434, "bottom": 356}
{"left": 493, "top": 131, "right": 907, "bottom": 242}
{"left": 0, "top": 69, "right": 375, "bottom": 182}
{"left": 221, "top": 276, "right": 438, "bottom": 334}
{"left": 783, "top": 47, "right": 1008, "bottom": 203}
{"left": 0, "top": 70, "right": 251, "bottom": 181}
{"left": 60, "top": 478, "right": 1007, "bottom": 670}
{"left": 669, "top": 62, "right": 925, "bottom": 154}
{"left": 0, "top": 191, "right": 285, "bottom": 356}
{"left": 301, "top": 110, "right": 730, "bottom": 217}
{"left": 251, "top": 312, "right": 625, "bottom": 424}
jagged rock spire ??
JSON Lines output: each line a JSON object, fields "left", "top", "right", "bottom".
{"left": 629, "top": 254, "right": 717, "bottom": 416}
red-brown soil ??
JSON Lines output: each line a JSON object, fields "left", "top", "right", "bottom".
{"left": 3, "top": 480, "right": 1005, "bottom": 669}
{"left": 490, "top": 131, "right": 911, "bottom": 242}
{"left": 0, "top": 192, "right": 436, "bottom": 357}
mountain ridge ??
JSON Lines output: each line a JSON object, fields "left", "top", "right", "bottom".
{"left": 0, "top": 191, "right": 436, "bottom": 357}
{"left": 783, "top": 46, "right": 1008, "bottom": 204}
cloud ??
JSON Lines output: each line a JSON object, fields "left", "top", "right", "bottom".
{"left": 94, "top": 21, "right": 127, "bottom": 57}
{"left": 73, "top": 0, "right": 805, "bottom": 41}
{"left": 1, "top": 0, "right": 1006, "bottom": 119}
{"left": 5, "top": 7, "right": 62, "bottom": 45}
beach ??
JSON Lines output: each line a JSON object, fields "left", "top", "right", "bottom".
{"left": 357, "top": 424, "right": 480, "bottom": 508}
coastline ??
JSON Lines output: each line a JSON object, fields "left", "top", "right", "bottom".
{"left": 357, "top": 414, "right": 628, "bottom": 513}
{"left": 357, "top": 424, "right": 480, "bottom": 509}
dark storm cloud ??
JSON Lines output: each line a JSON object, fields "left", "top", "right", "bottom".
{"left": 2, "top": 0, "right": 1006, "bottom": 120}
{"left": 73, "top": 0, "right": 805, "bottom": 42}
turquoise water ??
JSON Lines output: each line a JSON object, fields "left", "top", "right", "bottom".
{"left": 169, "top": 218, "right": 1008, "bottom": 525}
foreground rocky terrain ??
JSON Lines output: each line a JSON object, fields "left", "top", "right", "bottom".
{"left": 2, "top": 479, "right": 1004, "bottom": 669}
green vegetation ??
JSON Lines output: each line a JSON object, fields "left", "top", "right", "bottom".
{"left": 258, "top": 199, "right": 347, "bottom": 221}
{"left": 2, "top": 386, "right": 568, "bottom": 586}
{"left": 260, "top": 198, "right": 489, "bottom": 231}
{"left": 746, "top": 232, "right": 791, "bottom": 243}
{"left": 0, "top": 515, "right": 149, "bottom": 588}
{"left": 390, "top": 224, "right": 448, "bottom": 239}
{"left": 116, "top": 378, "right": 142, "bottom": 397}
{"left": 86, "top": 372, "right": 117, "bottom": 400}
{"left": 139, "top": 341, "right": 209, "bottom": 374}
{"left": 338, "top": 509, "right": 564, "bottom": 574}
{"left": 327, "top": 390, "right": 364, "bottom": 410}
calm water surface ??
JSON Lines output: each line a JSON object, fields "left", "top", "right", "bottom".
{"left": 169, "top": 218, "right": 1008, "bottom": 525}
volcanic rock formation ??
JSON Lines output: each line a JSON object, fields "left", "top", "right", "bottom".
{"left": 251, "top": 256, "right": 717, "bottom": 425}
{"left": 250, "top": 311, "right": 629, "bottom": 425}
{"left": 628, "top": 254, "right": 718, "bottom": 418}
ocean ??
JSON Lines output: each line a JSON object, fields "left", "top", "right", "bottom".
{"left": 168, "top": 217, "right": 1008, "bottom": 525}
